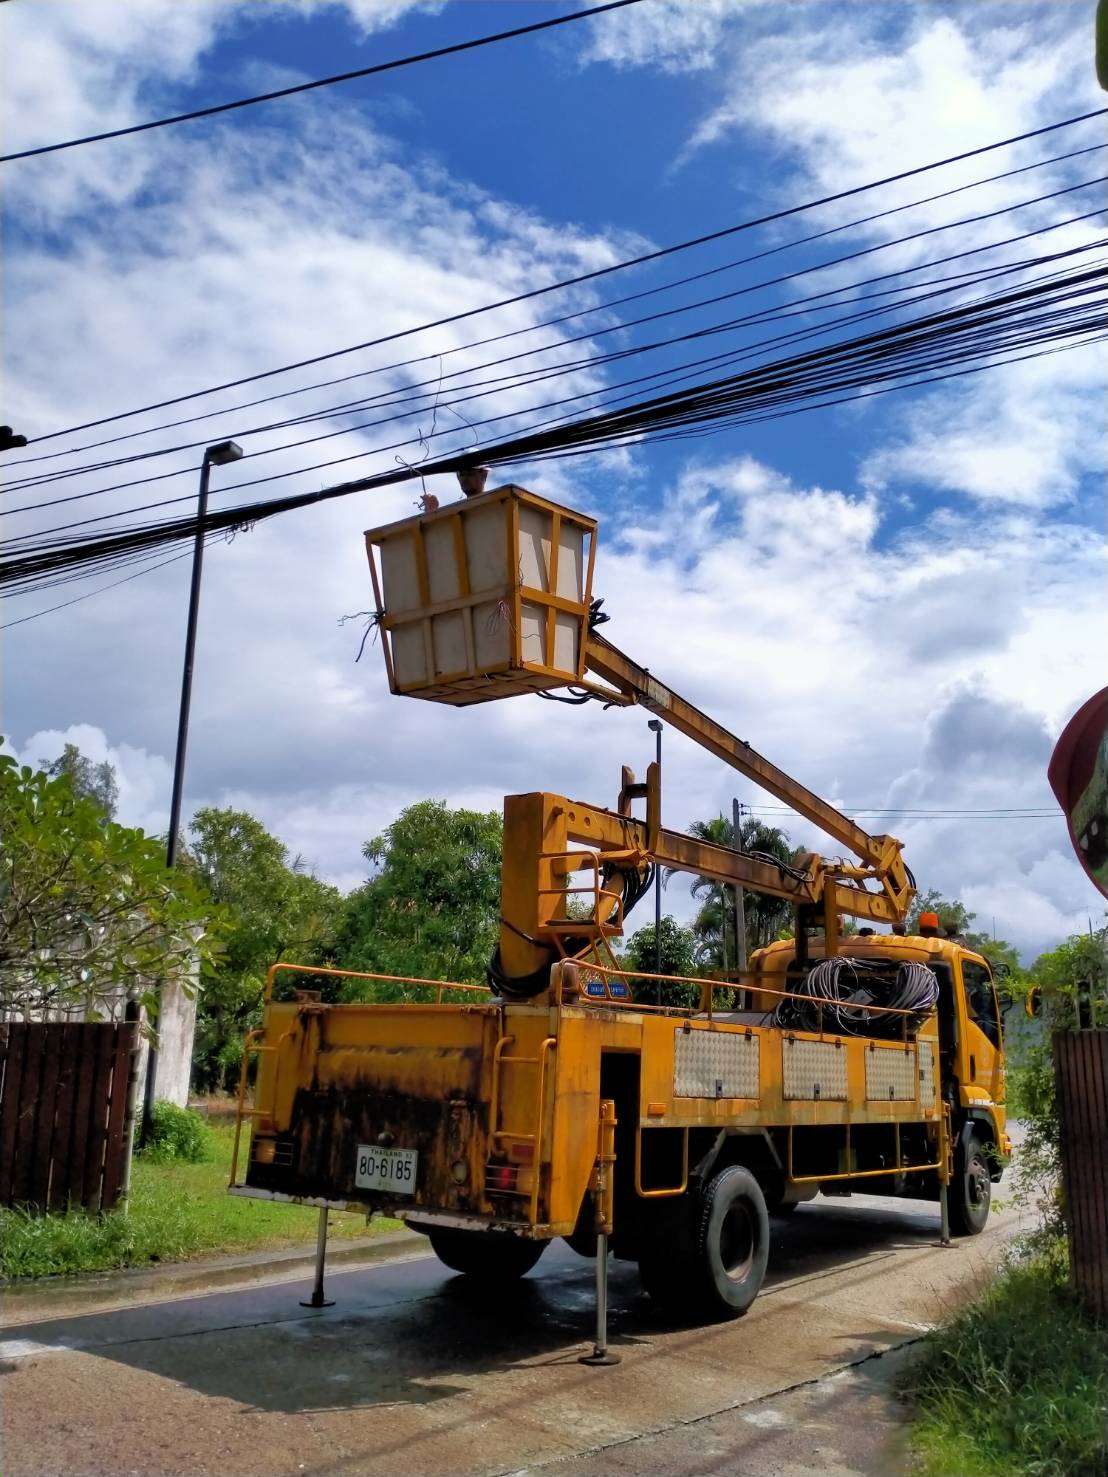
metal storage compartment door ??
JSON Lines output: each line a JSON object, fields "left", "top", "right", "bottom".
{"left": 782, "top": 1038, "right": 848, "bottom": 1100}
{"left": 864, "top": 1043, "right": 919, "bottom": 1102}
{"left": 365, "top": 485, "right": 596, "bottom": 706}
{"left": 673, "top": 1028, "right": 760, "bottom": 1099}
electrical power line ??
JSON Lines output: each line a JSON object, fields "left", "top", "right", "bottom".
{"left": 18, "top": 106, "right": 1107, "bottom": 448}
{"left": 3, "top": 255, "right": 1103, "bottom": 598}
{"left": 9, "top": 225, "right": 1105, "bottom": 548}
{"left": 8, "top": 205, "right": 1106, "bottom": 547}
{"left": 0, "top": 0, "right": 648, "bottom": 164}
{"left": 10, "top": 136, "right": 1104, "bottom": 475}
{"left": 8, "top": 168, "right": 1104, "bottom": 510}
{"left": 0, "top": 549, "right": 193, "bottom": 629}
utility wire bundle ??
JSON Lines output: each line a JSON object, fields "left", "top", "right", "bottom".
{"left": 2, "top": 109, "right": 1106, "bottom": 618}
{"left": 3, "top": 253, "right": 1104, "bottom": 600}
{"left": 773, "top": 957, "right": 939, "bottom": 1038}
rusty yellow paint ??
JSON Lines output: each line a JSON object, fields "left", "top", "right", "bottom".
{"left": 236, "top": 941, "right": 962, "bottom": 1238}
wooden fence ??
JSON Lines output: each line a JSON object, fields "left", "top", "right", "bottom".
{"left": 0, "top": 1020, "right": 139, "bottom": 1213}
{"left": 1054, "top": 1028, "right": 1108, "bottom": 1322}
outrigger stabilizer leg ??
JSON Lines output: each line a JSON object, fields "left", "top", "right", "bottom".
{"left": 579, "top": 1232, "right": 620, "bottom": 1366}
{"left": 937, "top": 1103, "right": 953, "bottom": 1249}
{"left": 300, "top": 1206, "right": 336, "bottom": 1308}
{"left": 579, "top": 1098, "right": 621, "bottom": 1366}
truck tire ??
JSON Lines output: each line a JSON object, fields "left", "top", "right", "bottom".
{"left": 427, "top": 1227, "right": 546, "bottom": 1279}
{"left": 948, "top": 1136, "right": 992, "bottom": 1236}
{"left": 639, "top": 1167, "right": 769, "bottom": 1320}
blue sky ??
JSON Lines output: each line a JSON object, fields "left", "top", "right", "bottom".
{"left": 1, "top": 0, "right": 1105, "bottom": 958}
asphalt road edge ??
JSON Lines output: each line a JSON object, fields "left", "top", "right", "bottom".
{"left": 0, "top": 1226, "right": 431, "bottom": 1327}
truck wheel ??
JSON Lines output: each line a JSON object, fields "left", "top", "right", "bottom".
{"left": 948, "top": 1137, "right": 992, "bottom": 1236}
{"left": 638, "top": 1167, "right": 769, "bottom": 1320}
{"left": 427, "top": 1227, "right": 546, "bottom": 1279}
{"left": 696, "top": 1166, "right": 770, "bottom": 1317}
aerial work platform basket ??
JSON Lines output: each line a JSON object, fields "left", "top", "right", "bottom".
{"left": 364, "top": 484, "right": 596, "bottom": 706}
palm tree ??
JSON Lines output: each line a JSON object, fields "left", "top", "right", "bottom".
{"left": 668, "top": 813, "right": 797, "bottom": 970}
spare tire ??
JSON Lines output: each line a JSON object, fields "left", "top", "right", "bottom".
{"left": 427, "top": 1227, "right": 546, "bottom": 1280}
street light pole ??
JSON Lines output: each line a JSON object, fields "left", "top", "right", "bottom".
{"left": 648, "top": 719, "right": 663, "bottom": 991}
{"left": 140, "top": 440, "right": 242, "bottom": 1143}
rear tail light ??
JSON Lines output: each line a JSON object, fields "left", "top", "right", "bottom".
{"left": 487, "top": 1163, "right": 515, "bottom": 1193}
{"left": 484, "top": 1160, "right": 535, "bottom": 1197}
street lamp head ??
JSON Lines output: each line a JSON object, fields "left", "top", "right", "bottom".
{"left": 205, "top": 440, "right": 243, "bottom": 466}
{"left": 647, "top": 719, "right": 663, "bottom": 734}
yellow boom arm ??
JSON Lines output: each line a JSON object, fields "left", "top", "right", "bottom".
{"left": 496, "top": 634, "right": 914, "bottom": 984}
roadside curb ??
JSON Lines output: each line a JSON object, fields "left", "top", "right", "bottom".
{"left": 0, "top": 1227, "right": 430, "bottom": 1328}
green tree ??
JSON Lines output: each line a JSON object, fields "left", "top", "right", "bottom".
{"left": 0, "top": 751, "right": 214, "bottom": 1022}
{"left": 1015, "top": 923, "right": 1108, "bottom": 1228}
{"left": 335, "top": 800, "right": 502, "bottom": 998}
{"left": 622, "top": 915, "right": 699, "bottom": 1007}
{"left": 40, "top": 742, "right": 118, "bottom": 819}
{"left": 907, "top": 889, "right": 1022, "bottom": 977}
{"left": 186, "top": 808, "right": 344, "bottom": 1090}
{"left": 669, "top": 814, "right": 795, "bottom": 969}
{"left": 907, "top": 889, "right": 975, "bottom": 935}
{"left": 1032, "top": 926, "right": 1108, "bottom": 1024}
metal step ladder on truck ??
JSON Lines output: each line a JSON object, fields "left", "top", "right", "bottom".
{"left": 230, "top": 477, "right": 1011, "bottom": 1341}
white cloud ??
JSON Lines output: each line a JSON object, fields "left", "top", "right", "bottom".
{"left": 861, "top": 342, "right": 1106, "bottom": 508}
{"left": 9, "top": 450, "right": 1103, "bottom": 961}
{"left": 3, "top": 1, "right": 1103, "bottom": 972}
{"left": 576, "top": 0, "right": 765, "bottom": 74}
{"left": 0, "top": 0, "right": 444, "bottom": 218}
{"left": 666, "top": 5, "right": 1106, "bottom": 515}
{"left": 687, "top": 9, "right": 1088, "bottom": 185}
{"left": 10, "top": 724, "right": 173, "bottom": 836}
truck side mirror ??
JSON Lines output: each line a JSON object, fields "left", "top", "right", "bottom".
{"left": 1025, "top": 986, "right": 1043, "bottom": 1018}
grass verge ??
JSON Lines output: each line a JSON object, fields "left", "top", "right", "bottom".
{"left": 0, "top": 1123, "right": 402, "bottom": 1280}
{"left": 902, "top": 1238, "right": 1108, "bottom": 1477}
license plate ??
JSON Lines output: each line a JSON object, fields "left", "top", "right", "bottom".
{"left": 354, "top": 1144, "right": 418, "bottom": 1195}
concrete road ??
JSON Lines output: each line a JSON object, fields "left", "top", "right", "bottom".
{"left": 0, "top": 1192, "right": 1023, "bottom": 1477}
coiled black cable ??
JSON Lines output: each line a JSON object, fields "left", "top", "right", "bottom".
{"left": 773, "top": 957, "right": 938, "bottom": 1037}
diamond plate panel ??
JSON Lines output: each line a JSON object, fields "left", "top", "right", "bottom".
{"left": 673, "top": 1028, "right": 760, "bottom": 1099}
{"left": 782, "top": 1039, "right": 848, "bottom": 1100}
{"left": 865, "top": 1045, "right": 918, "bottom": 1101}
{"left": 918, "top": 1040, "right": 936, "bottom": 1103}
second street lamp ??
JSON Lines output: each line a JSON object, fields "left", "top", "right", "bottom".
{"left": 141, "top": 438, "right": 243, "bottom": 1142}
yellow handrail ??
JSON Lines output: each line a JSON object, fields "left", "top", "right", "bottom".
{"left": 229, "top": 1026, "right": 300, "bottom": 1186}
{"left": 488, "top": 1034, "right": 515, "bottom": 1154}
{"left": 785, "top": 1122, "right": 941, "bottom": 1185}
{"left": 634, "top": 1125, "right": 689, "bottom": 1198}
{"left": 487, "top": 1035, "right": 556, "bottom": 1222}
{"left": 263, "top": 960, "right": 491, "bottom": 1005}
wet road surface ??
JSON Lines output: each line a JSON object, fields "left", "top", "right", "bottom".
{"left": 0, "top": 1192, "right": 1022, "bottom": 1477}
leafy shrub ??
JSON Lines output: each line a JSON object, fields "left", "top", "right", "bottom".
{"left": 139, "top": 1101, "right": 213, "bottom": 1164}
{"left": 903, "top": 1241, "right": 1108, "bottom": 1477}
